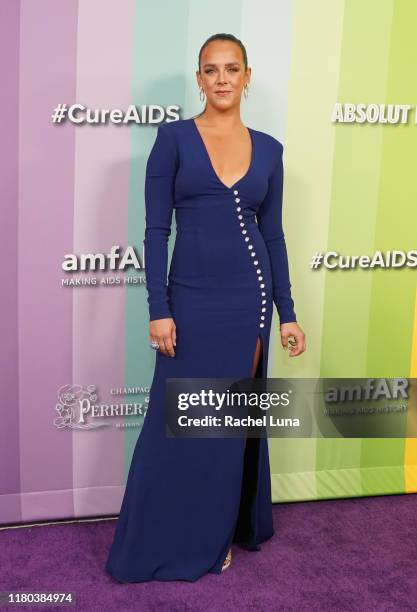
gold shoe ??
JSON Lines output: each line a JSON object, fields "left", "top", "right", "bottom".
{"left": 221, "top": 547, "right": 232, "bottom": 572}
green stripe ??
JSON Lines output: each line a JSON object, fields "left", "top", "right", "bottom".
{"left": 363, "top": 0, "right": 417, "bottom": 493}
{"left": 125, "top": 0, "right": 190, "bottom": 471}
{"left": 269, "top": 0, "right": 346, "bottom": 500}
{"left": 318, "top": 0, "right": 396, "bottom": 498}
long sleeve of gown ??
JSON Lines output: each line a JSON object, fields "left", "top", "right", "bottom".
{"left": 256, "top": 141, "right": 297, "bottom": 324}
{"left": 143, "top": 124, "right": 178, "bottom": 321}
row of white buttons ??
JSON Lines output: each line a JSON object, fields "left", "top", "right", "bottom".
{"left": 233, "top": 189, "right": 266, "bottom": 329}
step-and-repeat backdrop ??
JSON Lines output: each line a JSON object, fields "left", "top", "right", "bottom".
{"left": 2, "top": 0, "right": 417, "bottom": 524}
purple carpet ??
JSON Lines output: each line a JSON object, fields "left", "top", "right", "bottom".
{"left": 1, "top": 494, "right": 417, "bottom": 611}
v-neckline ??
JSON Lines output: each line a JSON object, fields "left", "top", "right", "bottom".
{"left": 190, "top": 117, "right": 255, "bottom": 191}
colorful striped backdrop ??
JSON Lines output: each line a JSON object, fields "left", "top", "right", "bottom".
{"left": 1, "top": 0, "right": 416, "bottom": 525}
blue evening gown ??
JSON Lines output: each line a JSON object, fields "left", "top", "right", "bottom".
{"left": 105, "top": 117, "right": 297, "bottom": 582}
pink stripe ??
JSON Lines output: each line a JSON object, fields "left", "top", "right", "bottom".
{"left": 0, "top": 0, "right": 21, "bottom": 524}
{"left": 72, "top": 0, "right": 136, "bottom": 516}
{"left": 19, "top": 0, "right": 79, "bottom": 521}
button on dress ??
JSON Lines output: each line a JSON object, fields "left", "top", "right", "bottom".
{"left": 105, "top": 117, "right": 297, "bottom": 583}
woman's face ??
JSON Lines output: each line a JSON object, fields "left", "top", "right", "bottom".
{"left": 197, "top": 40, "right": 250, "bottom": 111}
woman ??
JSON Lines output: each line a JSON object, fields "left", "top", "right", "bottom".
{"left": 105, "top": 33, "right": 306, "bottom": 583}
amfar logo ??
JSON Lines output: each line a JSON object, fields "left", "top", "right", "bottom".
{"left": 62, "top": 245, "right": 144, "bottom": 271}
{"left": 54, "top": 383, "right": 146, "bottom": 430}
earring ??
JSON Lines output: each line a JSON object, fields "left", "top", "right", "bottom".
{"left": 244, "top": 84, "right": 249, "bottom": 99}
{"left": 199, "top": 88, "right": 205, "bottom": 102}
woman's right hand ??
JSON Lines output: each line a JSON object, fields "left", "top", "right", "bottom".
{"left": 150, "top": 318, "right": 176, "bottom": 357}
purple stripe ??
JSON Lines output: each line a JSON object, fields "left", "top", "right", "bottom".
{"left": 0, "top": 0, "right": 21, "bottom": 523}
{"left": 72, "top": 0, "right": 136, "bottom": 516}
{"left": 18, "top": 0, "right": 79, "bottom": 521}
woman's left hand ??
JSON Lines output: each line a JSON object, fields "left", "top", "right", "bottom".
{"left": 279, "top": 322, "right": 306, "bottom": 357}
